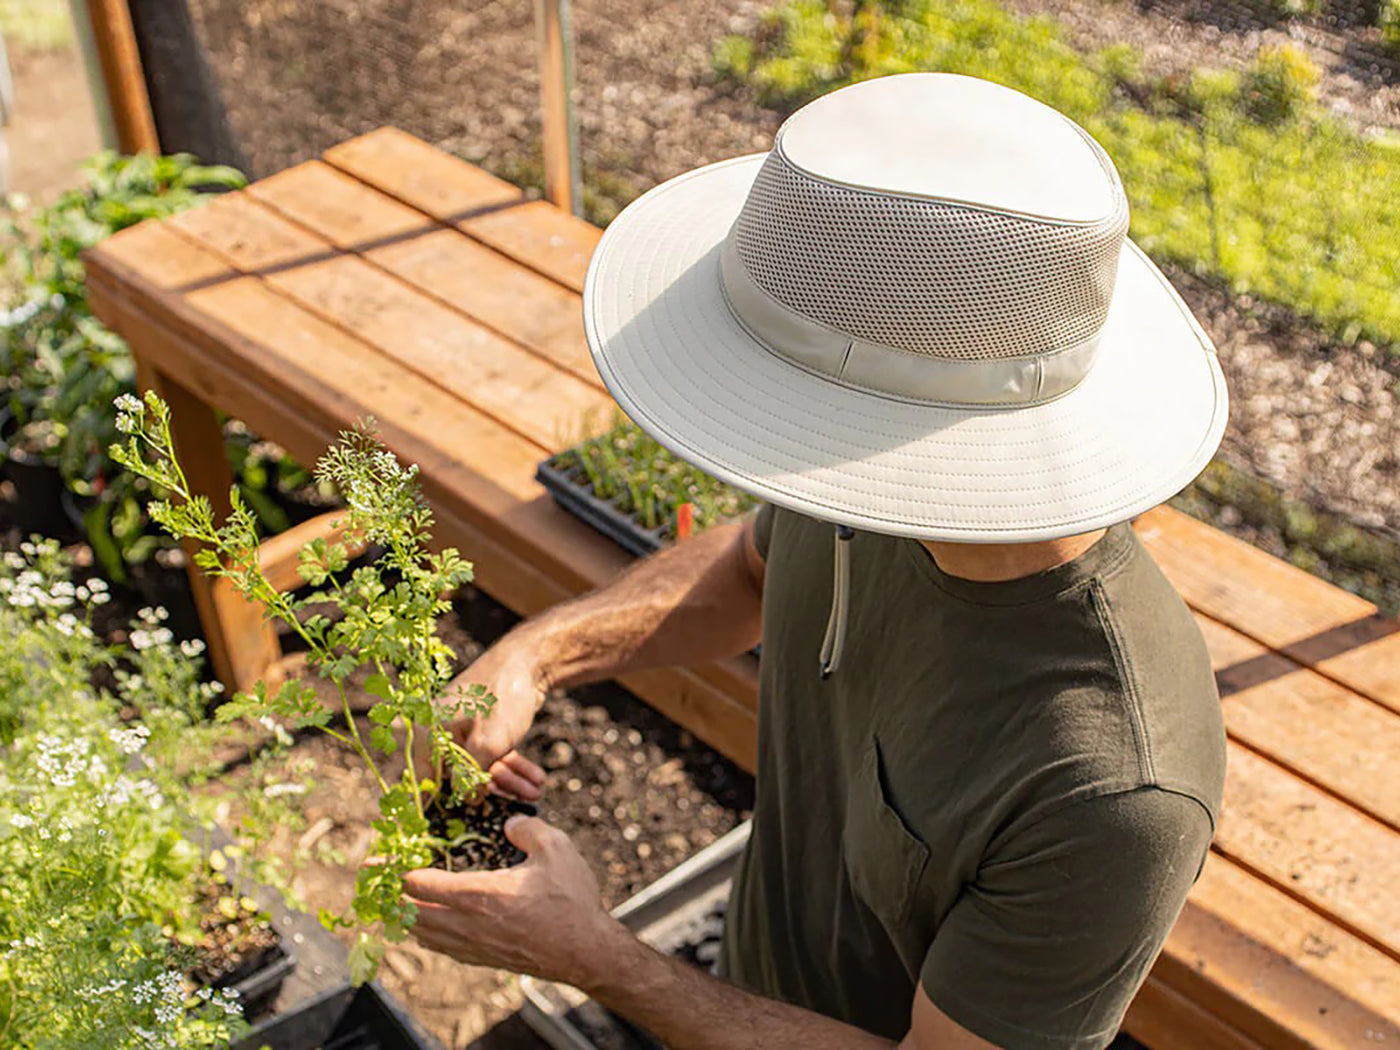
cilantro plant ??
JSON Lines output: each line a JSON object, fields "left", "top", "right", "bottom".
{"left": 111, "top": 391, "right": 497, "bottom": 983}
{"left": 0, "top": 540, "right": 274, "bottom": 1049}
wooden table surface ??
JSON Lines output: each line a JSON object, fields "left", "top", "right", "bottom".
{"left": 85, "top": 128, "right": 1400, "bottom": 1050}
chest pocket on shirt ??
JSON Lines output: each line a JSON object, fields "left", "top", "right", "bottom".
{"left": 842, "top": 736, "right": 931, "bottom": 939}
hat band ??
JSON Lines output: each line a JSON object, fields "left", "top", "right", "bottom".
{"left": 719, "top": 238, "right": 1102, "bottom": 407}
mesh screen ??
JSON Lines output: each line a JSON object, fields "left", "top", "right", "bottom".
{"left": 732, "top": 151, "right": 1129, "bottom": 360}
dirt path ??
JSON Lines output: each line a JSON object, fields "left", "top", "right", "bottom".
{"left": 3, "top": 41, "right": 101, "bottom": 201}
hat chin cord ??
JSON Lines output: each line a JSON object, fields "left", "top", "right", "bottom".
{"left": 818, "top": 524, "right": 856, "bottom": 679}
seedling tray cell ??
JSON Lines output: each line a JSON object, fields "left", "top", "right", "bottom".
{"left": 535, "top": 458, "right": 667, "bottom": 558}
{"left": 520, "top": 822, "right": 751, "bottom": 1050}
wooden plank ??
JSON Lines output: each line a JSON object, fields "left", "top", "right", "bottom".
{"left": 237, "top": 164, "right": 603, "bottom": 392}
{"left": 1150, "top": 854, "right": 1400, "bottom": 1049}
{"left": 1197, "top": 616, "right": 1400, "bottom": 832}
{"left": 323, "top": 127, "right": 524, "bottom": 221}
{"left": 1123, "top": 975, "right": 1266, "bottom": 1050}
{"left": 169, "top": 197, "right": 608, "bottom": 452}
{"left": 80, "top": 0, "right": 159, "bottom": 153}
{"left": 1137, "top": 507, "right": 1400, "bottom": 715}
{"left": 1216, "top": 744, "right": 1400, "bottom": 962}
{"left": 321, "top": 132, "right": 600, "bottom": 292}
{"left": 462, "top": 199, "right": 600, "bottom": 294}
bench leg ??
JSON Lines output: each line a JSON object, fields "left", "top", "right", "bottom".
{"left": 136, "top": 360, "right": 281, "bottom": 694}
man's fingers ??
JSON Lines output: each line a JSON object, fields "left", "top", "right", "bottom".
{"left": 402, "top": 866, "right": 501, "bottom": 906}
{"left": 488, "top": 766, "right": 542, "bottom": 802}
{"left": 503, "top": 814, "right": 566, "bottom": 855}
{"left": 500, "top": 751, "right": 546, "bottom": 786}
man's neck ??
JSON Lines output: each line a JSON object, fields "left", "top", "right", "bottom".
{"left": 919, "top": 528, "right": 1109, "bottom": 583}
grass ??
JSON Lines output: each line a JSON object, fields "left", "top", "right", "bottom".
{"left": 0, "top": 0, "right": 73, "bottom": 50}
{"left": 554, "top": 413, "right": 758, "bottom": 540}
{"left": 713, "top": 0, "right": 1400, "bottom": 353}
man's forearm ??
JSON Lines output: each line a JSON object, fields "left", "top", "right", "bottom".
{"left": 507, "top": 519, "right": 762, "bottom": 692}
{"left": 581, "top": 925, "right": 896, "bottom": 1050}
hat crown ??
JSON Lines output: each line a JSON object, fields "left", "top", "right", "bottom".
{"left": 726, "top": 74, "right": 1130, "bottom": 374}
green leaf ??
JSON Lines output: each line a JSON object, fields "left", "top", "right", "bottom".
{"left": 369, "top": 725, "right": 398, "bottom": 754}
{"left": 363, "top": 673, "right": 393, "bottom": 701}
{"left": 348, "top": 935, "right": 383, "bottom": 987}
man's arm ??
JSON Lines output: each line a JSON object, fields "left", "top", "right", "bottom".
{"left": 513, "top": 512, "right": 766, "bottom": 693}
{"left": 438, "top": 514, "right": 766, "bottom": 780}
{"left": 404, "top": 816, "right": 997, "bottom": 1050}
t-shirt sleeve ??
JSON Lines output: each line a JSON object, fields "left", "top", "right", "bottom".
{"left": 750, "top": 503, "right": 777, "bottom": 561}
{"left": 921, "top": 787, "right": 1212, "bottom": 1050}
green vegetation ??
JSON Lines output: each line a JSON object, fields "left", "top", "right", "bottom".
{"left": 714, "top": 0, "right": 1399, "bottom": 352}
{"left": 114, "top": 393, "right": 496, "bottom": 985}
{"left": 557, "top": 414, "right": 758, "bottom": 540}
{"left": 1383, "top": 0, "right": 1400, "bottom": 53}
{"left": 0, "top": 538, "right": 301, "bottom": 1047}
{"left": 0, "top": 0, "right": 73, "bottom": 49}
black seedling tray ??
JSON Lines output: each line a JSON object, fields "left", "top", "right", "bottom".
{"left": 536, "top": 457, "right": 667, "bottom": 558}
{"left": 519, "top": 822, "right": 751, "bottom": 1050}
{"left": 234, "top": 981, "right": 444, "bottom": 1050}
{"left": 221, "top": 938, "right": 297, "bottom": 1020}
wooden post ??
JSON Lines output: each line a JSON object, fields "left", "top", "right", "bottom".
{"left": 535, "top": 0, "right": 580, "bottom": 215}
{"left": 76, "top": 0, "right": 159, "bottom": 154}
{"left": 135, "top": 360, "right": 280, "bottom": 694}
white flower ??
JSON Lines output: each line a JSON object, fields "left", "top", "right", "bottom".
{"left": 114, "top": 393, "right": 143, "bottom": 415}
{"left": 179, "top": 638, "right": 206, "bottom": 657}
{"left": 107, "top": 724, "right": 151, "bottom": 755}
{"left": 8, "top": 813, "right": 33, "bottom": 829}
{"left": 263, "top": 782, "right": 307, "bottom": 799}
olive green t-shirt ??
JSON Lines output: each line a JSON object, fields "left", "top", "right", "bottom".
{"left": 718, "top": 506, "right": 1226, "bottom": 1049}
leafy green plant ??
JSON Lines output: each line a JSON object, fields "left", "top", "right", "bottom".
{"left": 112, "top": 391, "right": 497, "bottom": 983}
{"left": 1382, "top": 0, "right": 1400, "bottom": 53}
{"left": 559, "top": 413, "right": 759, "bottom": 539}
{"left": 0, "top": 153, "right": 244, "bottom": 579}
{"left": 715, "top": 0, "right": 1400, "bottom": 353}
{"left": 0, "top": 539, "right": 306, "bottom": 1048}
{"left": 1239, "top": 44, "right": 1320, "bottom": 125}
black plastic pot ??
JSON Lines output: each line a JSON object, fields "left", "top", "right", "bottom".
{"left": 234, "top": 982, "right": 444, "bottom": 1050}
{"left": 535, "top": 457, "right": 666, "bottom": 558}
{"left": 218, "top": 939, "right": 298, "bottom": 1021}
{"left": 0, "top": 408, "right": 69, "bottom": 538}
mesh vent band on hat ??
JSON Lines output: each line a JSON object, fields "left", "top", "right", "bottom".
{"left": 730, "top": 149, "right": 1130, "bottom": 362}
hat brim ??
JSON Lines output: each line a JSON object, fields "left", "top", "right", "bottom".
{"left": 583, "top": 155, "right": 1228, "bottom": 542}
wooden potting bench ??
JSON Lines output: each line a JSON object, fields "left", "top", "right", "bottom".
{"left": 85, "top": 128, "right": 1400, "bottom": 1050}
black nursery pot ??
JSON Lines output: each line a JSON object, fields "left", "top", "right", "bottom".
{"left": 0, "top": 410, "right": 69, "bottom": 538}
{"left": 234, "top": 982, "right": 444, "bottom": 1050}
{"left": 429, "top": 793, "right": 538, "bottom": 871}
{"left": 218, "top": 939, "right": 298, "bottom": 1021}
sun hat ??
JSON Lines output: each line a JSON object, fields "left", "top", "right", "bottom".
{"left": 582, "top": 73, "right": 1229, "bottom": 675}
{"left": 582, "top": 72, "right": 1228, "bottom": 544}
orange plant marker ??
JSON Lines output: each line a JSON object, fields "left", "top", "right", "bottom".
{"left": 676, "top": 502, "right": 694, "bottom": 541}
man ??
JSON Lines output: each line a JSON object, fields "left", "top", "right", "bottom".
{"left": 404, "top": 73, "right": 1229, "bottom": 1050}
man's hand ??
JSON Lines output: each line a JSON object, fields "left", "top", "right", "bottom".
{"left": 403, "top": 815, "right": 625, "bottom": 985}
{"left": 419, "top": 632, "right": 549, "bottom": 799}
